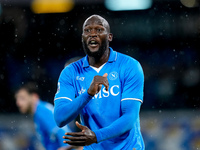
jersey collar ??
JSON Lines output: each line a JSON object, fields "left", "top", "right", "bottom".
{"left": 83, "top": 47, "right": 117, "bottom": 68}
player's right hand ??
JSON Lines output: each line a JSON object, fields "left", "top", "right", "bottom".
{"left": 87, "top": 73, "right": 109, "bottom": 96}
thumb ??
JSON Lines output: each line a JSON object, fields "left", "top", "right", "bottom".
{"left": 103, "top": 73, "right": 108, "bottom": 78}
{"left": 75, "top": 121, "right": 86, "bottom": 131}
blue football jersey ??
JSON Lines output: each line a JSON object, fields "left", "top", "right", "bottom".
{"left": 54, "top": 47, "right": 144, "bottom": 150}
{"left": 34, "top": 101, "right": 70, "bottom": 150}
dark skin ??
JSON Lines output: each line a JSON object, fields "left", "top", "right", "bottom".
{"left": 63, "top": 15, "right": 113, "bottom": 146}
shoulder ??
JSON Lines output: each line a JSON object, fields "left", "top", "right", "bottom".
{"left": 35, "top": 101, "right": 53, "bottom": 117}
{"left": 62, "top": 57, "right": 84, "bottom": 73}
{"left": 117, "top": 52, "right": 139, "bottom": 64}
{"left": 116, "top": 52, "right": 142, "bottom": 72}
{"left": 59, "top": 57, "right": 85, "bottom": 79}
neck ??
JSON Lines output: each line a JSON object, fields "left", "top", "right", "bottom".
{"left": 88, "top": 47, "right": 110, "bottom": 68}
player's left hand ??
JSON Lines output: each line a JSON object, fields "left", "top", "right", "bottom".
{"left": 63, "top": 121, "right": 97, "bottom": 146}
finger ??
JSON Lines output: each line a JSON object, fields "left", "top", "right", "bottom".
{"left": 96, "top": 84, "right": 102, "bottom": 93}
{"left": 65, "top": 132, "right": 85, "bottom": 136}
{"left": 64, "top": 140, "right": 85, "bottom": 146}
{"left": 75, "top": 121, "right": 87, "bottom": 130}
{"left": 103, "top": 73, "right": 108, "bottom": 78}
{"left": 101, "top": 81, "right": 109, "bottom": 91}
{"left": 63, "top": 136, "right": 86, "bottom": 141}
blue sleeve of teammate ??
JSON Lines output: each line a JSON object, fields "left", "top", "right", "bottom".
{"left": 94, "top": 59, "right": 144, "bottom": 142}
{"left": 35, "top": 103, "right": 68, "bottom": 147}
{"left": 54, "top": 66, "right": 93, "bottom": 127}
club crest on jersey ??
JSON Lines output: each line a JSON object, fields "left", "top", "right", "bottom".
{"left": 56, "top": 82, "right": 60, "bottom": 94}
{"left": 109, "top": 71, "right": 118, "bottom": 80}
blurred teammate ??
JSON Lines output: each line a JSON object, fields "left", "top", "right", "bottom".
{"left": 54, "top": 15, "right": 145, "bottom": 149}
{"left": 15, "top": 82, "right": 73, "bottom": 150}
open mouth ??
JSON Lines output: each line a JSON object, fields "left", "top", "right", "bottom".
{"left": 88, "top": 40, "right": 98, "bottom": 47}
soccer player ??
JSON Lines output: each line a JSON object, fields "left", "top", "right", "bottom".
{"left": 15, "top": 82, "right": 73, "bottom": 150}
{"left": 54, "top": 15, "right": 145, "bottom": 150}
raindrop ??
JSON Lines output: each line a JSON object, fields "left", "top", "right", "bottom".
{"left": 59, "top": 19, "right": 65, "bottom": 25}
{"left": 31, "top": 18, "right": 36, "bottom": 23}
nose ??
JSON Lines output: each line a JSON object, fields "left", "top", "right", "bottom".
{"left": 89, "top": 29, "right": 97, "bottom": 38}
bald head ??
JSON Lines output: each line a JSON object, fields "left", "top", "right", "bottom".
{"left": 83, "top": 15, "right": 110, "bottom": 33}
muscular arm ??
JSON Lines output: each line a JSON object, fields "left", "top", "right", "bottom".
{"left": 54, "top": 92, "right": 92, "bottom": 127}
{"left": 94, "top": 100, "right": 141, "bottom": 142}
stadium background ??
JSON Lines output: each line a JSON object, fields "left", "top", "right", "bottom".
{"left": 0, "top": 0, "right": 200, "bottom": 149}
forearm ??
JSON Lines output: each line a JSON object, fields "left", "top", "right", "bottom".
{"left": 54, "top": 92, "right": 93, "bottom": 127}
{"left": 94, "top": 101, "right": 141, "bottom": 142}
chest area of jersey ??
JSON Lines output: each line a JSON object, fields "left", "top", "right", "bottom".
{"left": 74, "top": 67, "right": 121, "bottom": 99}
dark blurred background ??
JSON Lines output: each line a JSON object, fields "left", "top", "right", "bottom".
{"left": 0, "top": 0, "right": 200, "bottom": 149}
{"left": 0, "top": 0, "right": 199, "bottom": 112}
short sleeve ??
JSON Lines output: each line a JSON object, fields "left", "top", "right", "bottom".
{"left": 54, "top": 65, "right": 76, "bottom": 102}
{"left": 121, "top": 58, "right": 144, "bottom": 103}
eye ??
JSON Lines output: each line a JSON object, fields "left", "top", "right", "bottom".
{"left": 97, "top": 28, "right": 102, "bottom": 32}
{"left": 84, "top": 29, "right": 91, "bottom": 33}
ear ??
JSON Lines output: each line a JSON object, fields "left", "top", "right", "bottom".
{"left": 108, "top": 33, "right": 113, "bottom": 42}
{"left": 32, "top": 93, "right": 39, "bottom": 101}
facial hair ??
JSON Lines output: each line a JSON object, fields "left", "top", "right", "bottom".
{"left": 82, "top": 38, "right": 108, "bottom": 59}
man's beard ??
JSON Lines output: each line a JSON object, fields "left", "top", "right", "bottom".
{"left": 82, "top": 39, "right": 108, "bottom": 58}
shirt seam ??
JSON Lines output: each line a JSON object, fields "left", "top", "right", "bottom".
{"left": 54, "top": 97, "right": 72, "bottom": 101}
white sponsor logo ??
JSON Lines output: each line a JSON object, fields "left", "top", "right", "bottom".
{"left": 76, "top": 76, "right": 85, "bottom": 81}
{"left": 109, "top": 71, "right": 118, "bottom": 80}
{"left": 78, "top": 87, "right": 86, "bottom": 94}
{"left": 93, "top": 85, "right": 120, "bottom": 99}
